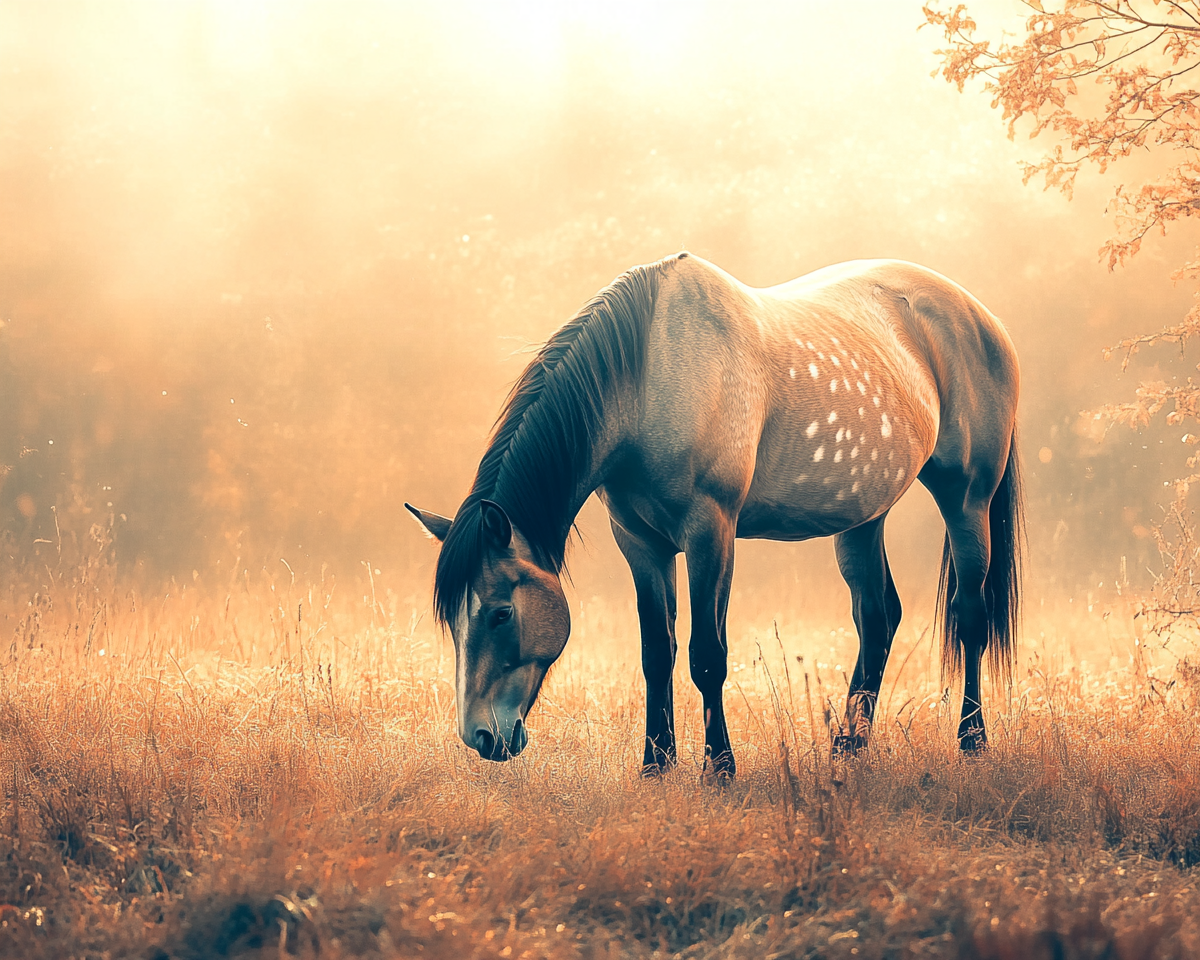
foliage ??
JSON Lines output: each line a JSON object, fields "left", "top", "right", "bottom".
{"left": 925, "top": 0, "right": 1200, "bottom": 629}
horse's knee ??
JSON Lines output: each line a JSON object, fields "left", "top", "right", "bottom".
{"left": 848, "top": 584, "right": 894, "bottom": 633}
{"left": 885, "top": 578, "right": 903, "bottom": 629}
{"left": 689, "top": 647, "right": 726, "bottom": 695}
{"left": 642, "top": 639, "right": 675, "bottom": 686}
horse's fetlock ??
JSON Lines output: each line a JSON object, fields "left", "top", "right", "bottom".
{"left": 958, "top": 726, "right": 988, "bottom": 755}
{"left": 701, "top": 749, "right": 736, "bottom": 784}
{"left": 832, "top": 734, "right": 867, "bottom": 759}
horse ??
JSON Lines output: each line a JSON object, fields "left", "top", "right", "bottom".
{"left": 406, "top": 252, "right": 1023, "bottom": 777}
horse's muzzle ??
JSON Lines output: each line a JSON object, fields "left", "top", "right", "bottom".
{"left": 470, "top": 717, "right": 527, "bottom": 761}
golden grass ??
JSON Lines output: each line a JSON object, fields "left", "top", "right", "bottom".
{"left": 1, "top": 561, "right": 1198, "bottom": 959}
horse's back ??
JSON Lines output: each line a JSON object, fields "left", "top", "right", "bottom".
{"left": 760, "top": 257, "right": 1020, "bottom": 509}
{"left": 817, "top": 260, "right": 1020, "bottom": 485}
{"left": 616, "top": 255, "right": 1018, "bottom": 544}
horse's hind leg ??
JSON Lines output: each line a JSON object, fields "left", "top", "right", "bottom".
{"left": 924, "top": 475, "right": 995, "bottom": 753}
{"left": 832, "top": 513, "right": 902, "bottom": 756}
{"left": 611, "top": 520, "right": 679, "bottom": 775}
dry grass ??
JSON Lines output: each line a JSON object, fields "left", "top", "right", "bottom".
{"left": 1, "top": 557, "right": 1199, "bottom": 959}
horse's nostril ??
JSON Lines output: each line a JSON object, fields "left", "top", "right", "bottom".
{"left": 474, "top": 728, "right": 496, "bottom": 758}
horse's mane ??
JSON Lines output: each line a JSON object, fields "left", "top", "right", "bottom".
{"left": 433, "top": 259, "right": 668, "bottom": 626}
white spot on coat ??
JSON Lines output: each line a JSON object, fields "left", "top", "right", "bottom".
{"left": 895, "top": 467, "right": 906, "bottom": 483}
{"left": 834, "top": 449, "right": 843, "bottom": 463}
{"left": 830, "top": 380, "right": 838, "bottom": 393}
{"left": 795, "top": 473, "right": 809, "bottom": 483}
{"left": 836, "top": 489, "right": 846, "bottom": 500}
{"left": 813, "top": 445, "right": 825, "bottom": 462}
{"left": 805, "top": 341, "right": 814, "bottom": 350}
{"left": 806, "top": 420, "right": 819, "bottom": 438}
{"left": 858, "top": 407, "right": 865, "bottom": 417}
{"left": 851, "top": 465, "right": 859, "bottom": 476}
{"left": 831, "top": 355, "right": 840, "bottom": 367}
{"left": 871, "top": 449, "right": 879, "bottom": 460}
{"left": 873, "top": 396, "right": 881, "bottom": 407}
{"left": 857, "top": 381, "right": 866, "bottom": 394}
{"left": 850, "top": 358, "right": 859, "bottom": 370}
{"left": 836, "top": 427, "right": 845, "bottom": 442}
{"left": 852, "top": 481, "right": 861, "bottom": 493}
{"left": 809, "top": 363, "right": 819, "bottom": 379}
{"left": 850, "top": 446, "right": 859, "bottom": 459}
{"left": 881, "top": 414, "right": 892, "bottom": 438}
{"left": 827, "top": 411, "right": 837, "bottom": 423}
{"left": 831, "top": 336, "right": 840, "bottom": 347}
{"left": 864, "top": 370, "right": 871, "bottom": 382}
{"left": 789, "top": 367, "right": 796, "bottom": 378}
{"left": 817, "top": 351, "right": 825, "bottom": 360}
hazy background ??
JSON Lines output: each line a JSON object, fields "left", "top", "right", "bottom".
{"left": 1, "top": 0, "right": 1193, "bottom": 624}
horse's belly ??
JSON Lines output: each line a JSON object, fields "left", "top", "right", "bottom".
{"left": 738, "top": 402, "right": 933, "bottom": 540}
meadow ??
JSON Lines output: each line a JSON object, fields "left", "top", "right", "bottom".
{"left": 0, "top": 540, "right": 1197, "bottom": 960}
{"left": 4, "top": 3, "right": 1200, "bottom": 958}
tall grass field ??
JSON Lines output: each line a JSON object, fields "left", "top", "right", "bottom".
{"left": 1, "top": 550, "right": 1197, "bottom": 959}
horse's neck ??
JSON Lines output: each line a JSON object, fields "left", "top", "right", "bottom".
{"left": 553, "top": 393, "right": 634, "bottom": 546}
{"left": 549, "top": 413, "right": 620, "bottom": 537}
{"left": 487, "top": 392, "right": 630, "bottom": 567}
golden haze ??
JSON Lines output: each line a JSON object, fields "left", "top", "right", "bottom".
{"left": 0, "top": 3, "right": 1198, "bottom": 957}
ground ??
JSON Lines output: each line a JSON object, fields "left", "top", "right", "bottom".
{"left": 0, "top": 570, "right": 1197, "bottom": 959}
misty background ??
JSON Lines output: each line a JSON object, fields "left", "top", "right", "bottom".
{"left": 0, "top": 1, "right": 1192, "bottom": 623}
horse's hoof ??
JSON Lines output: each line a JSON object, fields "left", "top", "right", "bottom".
{"left": 832, "top": 734, "right": 866, "bottom": 759}
{"left": 958, "top": 729, "right": 988, "bottom": 756}
{"left": 640, "top": 759, "right": 675, "bottom": 779}
{"left": 700, "top": 753, "right": 736, "bottom": 785}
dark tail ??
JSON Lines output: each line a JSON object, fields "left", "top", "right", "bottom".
{"left": 937, "top": 433, "right": 1025, "bottom": 683}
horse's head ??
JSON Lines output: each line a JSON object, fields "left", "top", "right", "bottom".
{"left": 406, "top": 499, "right": 570, "bottom": 760}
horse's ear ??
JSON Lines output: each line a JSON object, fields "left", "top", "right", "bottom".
{"left": 405, "top": 503, "right": 452, "bottom": 542}
{"left": 479, "top": 499, "right": 512, "bottom": 550}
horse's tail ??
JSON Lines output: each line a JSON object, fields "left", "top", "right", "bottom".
{"left": 937, "top": 432, "right": 1025, "bottom": 683}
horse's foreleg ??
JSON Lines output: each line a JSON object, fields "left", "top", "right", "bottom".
{"left": 683, "top": 508, "right": 737, "bottom": 780}
{"left": 611, "top": 521, "right": 679, "bottom": 775}
{"left": 832, "top": 513, "right": 902, "bottom": 756}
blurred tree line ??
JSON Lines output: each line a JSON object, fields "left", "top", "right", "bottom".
{"left": 0, "top": 2, "right": 1189, "bottom": 597}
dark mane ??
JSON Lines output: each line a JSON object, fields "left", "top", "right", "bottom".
{"left": 433, "top": 259, "right": 668, "bottom": 625}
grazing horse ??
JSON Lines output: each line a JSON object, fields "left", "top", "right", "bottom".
{"left": 407, "top": 252, "right": 1022, "bottom": 777}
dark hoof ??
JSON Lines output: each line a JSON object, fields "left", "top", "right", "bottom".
{"left": 641, "top": 742, "right": 676, "bottom": 777}
{"left": 832, "top": 734, "right": 866, "bottom": 759}
{"left": 701, "top": 752, "right": 736, "bottom": 784}
{"left": 958, "top": 728, "right": 988, "bottom": 755}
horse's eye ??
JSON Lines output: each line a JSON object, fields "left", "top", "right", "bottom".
{"left": 490, "top": 606, "right": 513, "bottom": 627}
